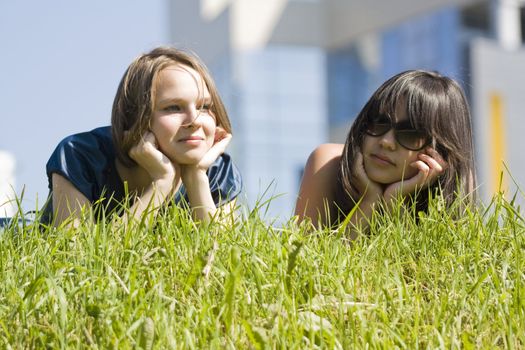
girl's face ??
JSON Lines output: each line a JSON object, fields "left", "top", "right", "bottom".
{"left": 150, "top": 64, "right": 216, "bottom": 165}
{"left": 361, "top": 101, "right": 424, "bottom": 184}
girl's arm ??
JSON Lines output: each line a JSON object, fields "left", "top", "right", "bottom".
{"left": 51, "top": 174, "right": 175, "bottom": 227}
{"left": 51, "top": 173, "right": 91, "bottom": 227}
{"left": 295, "top": 146, "right": 383, "bottom": 237}
{"left": 383, "top": 147, "right": 447, "bottom": 202}
{"left": 180, "top": 128, "right": 233, "bottom": 223}
{"left": 344, "top": 148, "right": 447, "bottom": 236}
{"left": 121, "top": 176, "right": 177, "bottom": 225}
{"left": 295, "top": 144, "right": 344, "bottom": 226}
{"left": 51, "top": 132, "right": 178, "bottom": 227}
{"left": 346, "top": 152, "right": 384, "bottom": 234}
{"left": 350, "top": 148, "right": 447, "bottom": 232}
{"left": 124, "top": 131, "right": 180, "bottom": 223}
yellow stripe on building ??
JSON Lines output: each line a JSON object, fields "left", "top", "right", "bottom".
{"left": 489, "top": 92, "right": 506, "bottom": 193}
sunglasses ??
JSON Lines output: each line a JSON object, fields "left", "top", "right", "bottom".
{"left": 365, "top": 113, "right": 431, "bottom": 151}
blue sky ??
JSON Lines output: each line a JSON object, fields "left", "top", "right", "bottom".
{"left": 0, "top": 0, "right": 169, "bottom": 211}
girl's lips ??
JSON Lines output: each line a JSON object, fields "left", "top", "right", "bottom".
{"left": 370, "top": 153, "right": 396, "bottom": 166}
{"left": 178, "top": 136, "right": 204, "bottom": 142}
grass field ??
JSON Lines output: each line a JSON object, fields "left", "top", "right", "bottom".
{"left": 0, "top": 193, "right": 524, "bottom": 349}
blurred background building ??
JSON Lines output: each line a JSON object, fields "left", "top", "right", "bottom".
{"left": 1, "top": 0, "right": 524, "bottom": 220}
{"left": 0, "top": 151, "right": 16, "bottom": 217}
{"left": 170, "top": 0, "right": 525, "bottom": 219}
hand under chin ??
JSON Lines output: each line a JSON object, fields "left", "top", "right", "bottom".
{"left": 171, "top": 149, "right": 210, "bottom": 166}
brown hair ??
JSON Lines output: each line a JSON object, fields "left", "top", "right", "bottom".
{"left": 337, "top": 70, "right": 476, "bottom": 218}
{"left": 111, "top": 46, "right": 232, "bottom": 167}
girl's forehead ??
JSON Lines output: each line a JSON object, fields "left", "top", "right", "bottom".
{"left": 376, "top": 98, "right": 408, "bottom": 122}
{"left": 393, "top": 100, "right": 408, "bottom": 122}
{"left": 155, "top": 64, "right": 210, "bottom": 95}
{"left": 159, "top": 64, "right": 203, "bottom": 82}
{"left": 163, "top": 63, "right": 195, "bottom": 73}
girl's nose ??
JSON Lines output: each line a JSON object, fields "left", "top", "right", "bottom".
{"left": 378, "top": 129, "right": 396, "bottom": 150}
{"left": 182, "top": 107, "right": 201, "bottom": 127}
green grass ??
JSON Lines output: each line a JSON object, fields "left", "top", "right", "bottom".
{"left": 0, "top": 193, "right": 524, "bottom": 349}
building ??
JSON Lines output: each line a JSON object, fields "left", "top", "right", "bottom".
{"left": 169, "top": 0, "right": 525, "bottom": 220}
{"left": 0, "top": 151, "right": 16, "bottom": 217}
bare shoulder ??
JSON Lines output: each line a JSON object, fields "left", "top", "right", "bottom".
{"left": 306, "top": 143, "right": 344, "bottom": 172}
{"left": 295, "top": 144, "right": 344, "bottom": 223}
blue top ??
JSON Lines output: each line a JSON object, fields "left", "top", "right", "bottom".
{"left": 44, "top": 126, "right": 242, "bottom": 221}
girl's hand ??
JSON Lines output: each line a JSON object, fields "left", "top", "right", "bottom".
{"left": 129, "top": 131, "right": 179, "bottom": 182}
{"left": 181, "top": 127, "right": 232, "bottom": 176}
{"left": 353, "top": 151, "right": 383, "bottom": 201}
{"left": 384, "top": 147, "right": 447, "bottom": 201}
{"left": 179, "top": 127, "right": 232, "bottom": 222}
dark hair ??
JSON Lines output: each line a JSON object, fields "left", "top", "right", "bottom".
{"left": 111, "top": 46, "right": 231, "bottom": 167}
{"left": 337, "top": 70, "right": 476, "bottom": 217}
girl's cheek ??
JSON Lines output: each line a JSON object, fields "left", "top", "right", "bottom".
{"left": 207, "top": 134, "right": 215, "bottom": 149}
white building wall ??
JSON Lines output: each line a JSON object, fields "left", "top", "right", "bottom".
{"left": 232, "top": 47, "right": 327, "bottom": 220}
{"left": 171, "top": 1, "right": 328, "bottom": 221}
{"left": 0, "top": 151, "right": 16, "bottom": 217}
{"left": 172, "top": 0, "right": 522, "bottom": 219}
{"left": 470, "top": 38, "right": 525, "bottom": 204}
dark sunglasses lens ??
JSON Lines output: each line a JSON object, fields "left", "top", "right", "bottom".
{"left": 366, "top": 116, "right": 391, "bottom": 136}
{"left": 396, "top": 130, "right": 430, "bottom": 150}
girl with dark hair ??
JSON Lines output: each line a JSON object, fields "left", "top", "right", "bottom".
{"left": 295, "top": 70, "right": 476, "bottom": 234}
{"left": 44, "top": 46, "right": 242, "bottom": 226}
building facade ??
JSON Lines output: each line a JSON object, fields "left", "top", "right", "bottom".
{"left": 169, "top": 0, "right": 525, "bottom": 219}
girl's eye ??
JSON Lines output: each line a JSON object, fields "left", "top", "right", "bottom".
{"left": 163, "top": 105, "right": 182, "bottom": 112}
{"left": 199, "top": 103, "right": 212, "bottom": 111}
